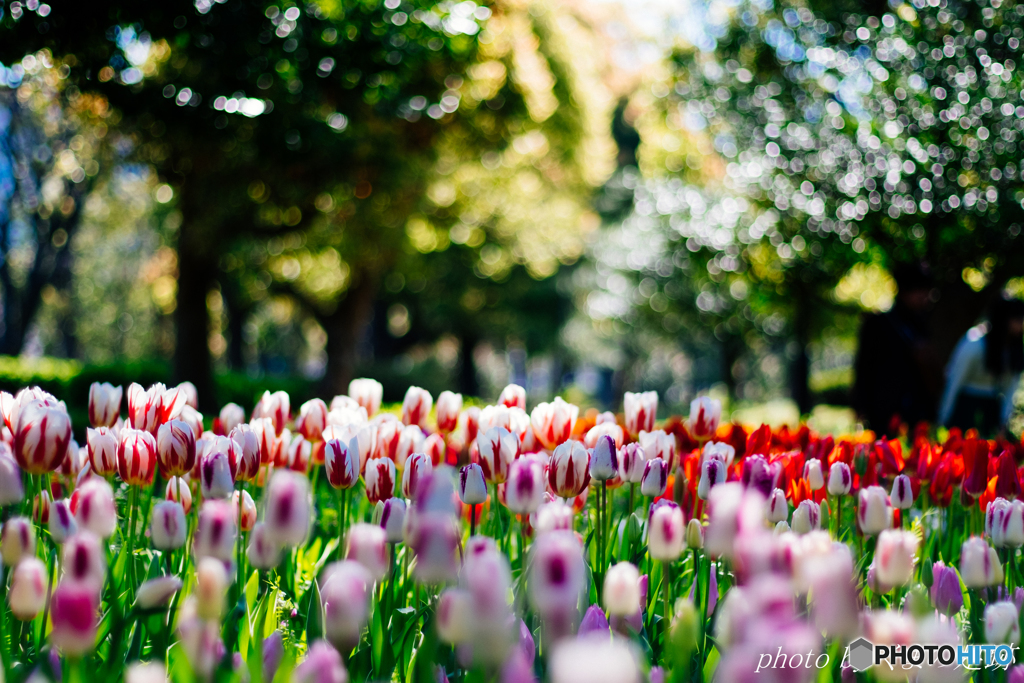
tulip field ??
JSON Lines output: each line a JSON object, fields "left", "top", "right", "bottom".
{"left": 0, "top": 381, "right": 1022, "bottom": 682}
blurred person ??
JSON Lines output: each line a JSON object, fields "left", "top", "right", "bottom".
{"left": 938, "top": 296, "right": 1024, "bottom": 436}
{"left": 853, "top": 264, "right": 939, "bottom": 436}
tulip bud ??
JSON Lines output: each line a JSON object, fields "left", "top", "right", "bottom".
{"left": 402, "top": 452, "right": 433, "bottom": 500}
{"left": 136, "top": 575, "right": 183, "bottom": 610}
{"left": 325, "top": 438, "right": 359, "bottom": 490}
{"left": 858, "top": 485, "right": 893, "bottom": 535}
{"left": 376, "top": 497, "right": 407, "bottom": 544}
{"left": 791, "top": 500, "right": 821, "bottom": 534}
{"left": 589, "top": 435, "right": 618, "bottom": 482}
{"left": 624, "top": 391, "right": 657, "bottom": 439}
{"left": 9, "top": 557, "right": 47, "bottom": 620}
{"left": 0, "top": 449, "right": 23, "bottom": 506}
{"left": 321, "top": 560, "right": 373, "bottom": 650}
{"left": 365, "top": 457, "right": 396, "bottom": 505}
{"left": 986, "top": 602, "right": 1021, "bottom": 644}
{"left": 166, "top": 476, "right": 193, "bottom": 514}
{"left": 297, "top": 399, "right": 329, "bottom": 443}
{"left": 62, "top": 531, "right": 106, "bottom": 592}
{"left": 14, "top": 401, "right": 72, "bottom": 474}
{"left": 1, "top": 516, "right": 34, "bottom": 566}
{"left": 827, "top": 461, "right": 852, "bottom": 496}
{"left": 704, "top": 483, "right": 765, "bottom": 560}
{"left": 930, "top": 561, "right": 964, "bottom": 616}
{"left": 232, "top": 489, "right": 257, "bottom": 532}
{"left": 343, "top": 378, "right": 381, "bottom": 417}
{"left": 649, "top": 503, "right": 684, "bottom": 561}
{"left": 435, "top": 391, "right": 462, "bottom": 434}
{"left": 961, "top": 537, "right": 1003, "bottom": 588}
{"left": 549, "top": 440, "right": 590, "bottom": 499}
{"left": 247, "top": 522, "right": 282, "bottom": 570}
{"left": 533, "top": 500, "right": 574, "bottom": 536}
{"left": 638, "top": 430, "right": 676, "bottom": 470}
{"left": 458, "top": 463, "right": 487, "bottom": 505}
{"left": 33, "top": 489, "right": 50, "bottom": 524}
{"left": 618, "top": 443, "right": 647, "bottom": 484}
{"left": 506, "top": 458, "right": 545, "bottom": 515}
{"left": 529, "top": 531, "right": 586, "bottom": 639}
{"left": 1004, "top": 500, "right": 1024, "bottom": 548}
{"left": 346, "top": 523, "right": 389, "bottom": 581}
{"left": 156, "top": 419, "right": 196, "bottom": 479}
{"left": 873, "top": 529, "right": 918, "bottom": 588}
{"left": 640, "top": 457, "right": 668, "bottom": 498}
{"left": 196, "top": 557, "right": 228, "bottom": 620}
{"left": 86, "top": 426, "right": 119, "bottom": 477}
{"left": 71, "top": 478, "right": 117, "bottom": 538}
{"left": 88, "top": 382, "right": 122, "bottom": 428}
{"left": 766, "top": 488, "right": 788, "bottom": 524}
{"left": 50, "top": 582, "right": 99, "bottom": 655}
{"left": 604, "top": 562, "right": 641, "bottom": 616}
{"left": 697, "top": 458, "right": 726, "bottom": 500}
{"left": 410, "top": 512, "right": 459, "bottom": 584}
{"left": 286, "top": 432, "right": 312, "bottom": 473}
{"left": 740, "top": 455, "right": 777, "bottom": 497}
{"left": 264, "top": 469, "right": 311, "bottom": 547}
{"left": 118, "top": 427, "right": 157, "bottom": 486}
{"left": 803, "top": 459, "right": 824, "bottom": 491}
{"left": 47, "top": 498, "right": 75, "bottom": 544}
{"left": 199, "top": 448, "right": 235, "bottom": 500}
{"left": 988, "top": 497, "right": 1011, "bottom": 547}
{"left": 498, "top": 384, "right": 526, "bottom": 410}
{"left": 401, "top": 386, "right": 433, "bottom": 428}
{"left": 151, "top": 501, "right": 187, "bottom": 551}
{"left": 194, "top": 500, "right": 236, "bottom": 562}
{"left": 217, "top": 402, "right": 246, "bottom": 436}
{"left": 477, "top": 427, "right": 519, "bottom": 485}
{"left": 437, "top": 588, "right": 473, "bottom": 643}
{"left": 530, "top": 397, "right": 579, "bottom": 451}
{"left": 686, "top": 518, "right": 704, "bottom": 550}
{"left": 250, "top": 417, "right": 276, "bottom": 466}
{"left": 702, "top": 442, "right": 736, "bottom": 468}
{"left": 229, "top": 423, "right": 261, "bottom": 481}
{"left": 890, "top": 474, "right": 914, "bottom": 510}
{"left": 294, "top": 640, "right": 349, "bottom": 683}
{"left": 689, "top": 396, "right": 721, "bottom": 441}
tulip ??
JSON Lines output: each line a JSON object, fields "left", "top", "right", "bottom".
{"left": 928, "top": 561, "right": 963, "bottom": 616}
{"left": 618, "top": 443, "right": 647, "bottom": 484}
{"left": 589, "top": 435, "right": 618, "bottom": 482}
{"left": 377, "top": 497, "right": 407, "bottom": 544}
{"left": 247, "top": 522, "right": 282, "bottom": 570}
{"left": 792, "top": 500, "right": 821, "bottom": 534}
{"left": 701, "top": 441, "right": 736, "bottom": 468}
{"left": 0, "top": 450, "right": 23, "bottom": 505}
{"left": 529, "top": 531, "right": 586, "bottom": 639}
{"left": 986, "top": 602, "right": 1021, "bottom": 644}
{"left": 1005, "top": 500, "right": 1024, "bottom": 548}
{"left": 689, "top": 396, "right": 721, "bottom": 441}
{"left": 196, "top": 557, "right": 228, "bottom": 621}
{"left": 403, "top": 452, "right": 433, "bottom": 500}
{"left": 649, "top": 502, "right": 684, "bottom": 561}
{"left": 118, "top": 427, "right": 157, "bottom": 486}
{"left": 533, "top": 500, "right": 574, "bottom": 535}
{"left": 9, "top": 557, "right": 47, "bottom": 620}
{"left": 263, "top": 632, "right": 285, "bottom": 683}
{"left": 435, "top": 391, "right": 462, "bottom": 434}
{"left": 827, "top": 461, "right": 852, "bottom": 496}
{"left": 549, "top": 440, "right": 590, "bottom": 499}
{"left": 229, "top": 423, "right": 261, "bottom": 481}
{"left": 253, "top": 390, "right": 290, "bottom": 435}
{"left": 33, "top": 489, "right": 50, "bottom": 524}
{"left": 128, "top": 383, "right": 187, "bottom": 435}
{"left": 477, "top": 427, "right": 519, "bottom": 485}
{"left": 686, "top": 518, "right": 704, "bottom": 550}
{"left": 199, "top": 449, "right": 235, "bottom": 500}
{"left": 349, "top": 378, "right": 383, "bottom": 417}
{"left": 71, "top": 478, "right": 117, "bottom": 538}
{"left": 325, "top": 438, "right": 359, "bottom": 490}
{"left": 166, "top": 476, "right": 193, "bottom": 514}
{"left": 963, "top": 438, "right": 991, "bottom": 498}
{"left": 961, "top": 537, "right": 1004, "bottom": 588}
{"left": 458, "top": 463, "right": 487, "bottom": 505}
{"left": 86, "top": 426, "right": 118, "bottom": 477}
{"left": 392, "top": 424, "right": 424, "bottom": 471}
{"left": 498, "top": 384, "right": 527, "bottom": 410}
{"left": 638, "top": 430, "right": 676, "bottom": 470}
{"left": 858, "top": 485, "right": 893, "bottom": 535}
{"left": 297, "top": 398, "right": 329, "bottom": 443}
{"left": 373, "top": 416, "right": 402, "bottom": 461}
{"left": 194, "top": 500, "right": 236, "bottom": 562}
{"left": 1, "top": 516, "right": 34, "bottom": 566}
{"left": 365, "top": 457, "right": 396, "bottom": 505}
{"left": 251, "top": 417, "right": 277, "bottom": 466}
{"left": 624, "top": 391, "right": 657, "bottom": 438}
{"left": 804, "top": 545, "right": 859, "bottom": 639}
{"left": 179, "top": 405, "right": 204, "bottom": 440}
{"left": 549, "top": 636, "right": 640, "bottom": 683}
{"left": 422, "top": 432, "right": 446, "bottom": 467}
{"left": 988, "top": 497, "right": 1011, "bottom": 546}
{"left": 579, "top": 604, "right": 609, "bottom": 637}
{"left": 530, "top": 397, "right": 579, "bottom": 451}
{"left": 803, "top": 459, "right": 824, "bottom": 491}
{"left": 49, "top": 498, "right": 77, "bottom": 543}
{"left": 410, "top": 512, "right": 459, "bottom": 584}
{"left": 766, "top": 488, "right": 788, "bottom": 524}
{"left": 263, "top": 469, "right": 311, "bottom": 547}
{"left": 135, "top": 575, "right": 183, "bottom": 610}
{"left": 88, "top": 382, "right": 122, "bottom": 428}
{"left": 584, "top": 421, "right": 624, "bottom": 451}
{"left": 437, "top": 588, "right": 473, "bottom": 644}
{"left": 506, "top": 458, "right": 545, "bottom": 515}
{"left": 704, "top": 482, "right": 765, "bottom": 559}
{"left": 640, "top": 457, "right": 668, "bottom": 498}
{"left": 346, "top": 523, "right": 389, "bottom": 580}
{"left": 151, "top": 501, "right": 187, "bottom": 550}
{"left": 62, "top": 531, "right": 106, "bottom": 591}
{"left": 996, "top": 449, "right": 1022, "bottom": 500}
{"left": 890, "top": 474, "right": 914, "bottom": 510}
{"left": 14, "top": 400, "right": 72, "bottom": 474}
{"left": 321, "top": 560, "right": 373, "bottom": 650}
{"left": 400, "top": 386, "right": 432, "bottom": 428}
{"left": 697, "top": 458, "right": 726, "bottom": 500}
{"left": 604, "top": 562, "right": 640, "bottom": 616}
{"left": 157, "top": 420, "right": 196, "bottom": 478}
{"left": 50, "top": 582, "right": 99, "bottom": 656}
{"left": 740, "top": 455, "right": 777, "bottom": 497}
{"left": 286, "top": 433, "right": 312, "bottom": 472}
{"left": 294, "top": 640, "right": 349, "bottom": 683}
{"left": 232, "top": 489, "right": 257, "bottom": 531}
{"left": 875, "top": 529, "right": 918, "bottom": 586}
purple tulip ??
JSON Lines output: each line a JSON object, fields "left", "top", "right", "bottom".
{"left": 578, "top": 604, "right": 609, "bottom": 638}
{"left": 931, "top": 561, "right": 964, "bottom": 616}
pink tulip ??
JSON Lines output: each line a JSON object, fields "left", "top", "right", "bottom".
{"left": 401, "top": 386, "right": 433, "bottom": 427}
{"left": 117, "top": 427, "right": 157, "bottom": 486}
{"left": 348, "top": 378, "right": 383, "bottom": 417}
{"left": 346, "top": 523, "right": 389, "bottom": 580}
{"left": 253, "top": 390, "right": 290, "bottom": 435}
{"left": 194, "top": 500, "right": 237, "bottom": 562}
{"left": 640, "top": 457, "right": 668, "bottom": 498}
{"left": 506, "top": 458, "right": 545, "bottom": 515}
{"left": 71, "top": 478, "right": 117, "bottom": 538}
{"left": 499, "top": 384, "right": 527, "bottom": 410}
{"left": 62, "top": 531, "right": 106, "bottom": 592}
{"left": 50, "top": 582, "right": 99, "bottom": 655}
{"left": 436, "top": 391, "right": 462, "bottom": 434}
{"left": 157, "top": 420, "right": 196, "bottom": 478}
{"left": 151, "top": 501, "right": 187, "bottom": 550}
{"left": 689, "top": 396, "right": 721, "bottom": 441}
{"left": 88, "top": 382, "right": 122, "bottom": 428}
{"left": 637, "top": 430, "right": 675, "bottom": 470}
{"left": 478, "top": 426, "right": 518, "bottom": 485}
{"left": 9, "top": 557, "right": 47, "bottom": 620}
{"left": 365, "top": 457, "right": 396, "bottom": 504}
{"left": 321, "top": 561, "right": 373, "bottom": 651}
{"left": 297, "top": 398, "right": 329, "bottom": 443}
{"left": 295, "top": 640, "right": 350, "bottom": 683}
{"left": 403, "top": 452, "right": 433, "bottom": 499}
{"left": 624, "top": 391, "right": 657, "bottom": 438}
{"left": 264, "top": 470, "right": 311, "bottom": 547}
{"left": 548, "top": 441, "right": 590, "bottom": 499}
{"left": 325, "top": 438, "right": 359, "bottom": 489}
{"left": 530, "top": 398, "right": 578, "bottom": 451}
{"left": 14, "top": 400, "right": 72, "bottom": 474}
{"left": 1, "top": 516, "right": 34, "bottom": 566}
{"left": 247, "top": 522, "right": 282, "bottom": 569}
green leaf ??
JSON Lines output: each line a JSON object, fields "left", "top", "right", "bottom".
{"left": 305, "top": 579, "right": 322, "bottom": 644}
{"left": 245, "top": 571, "right": 260, "bottom": 613}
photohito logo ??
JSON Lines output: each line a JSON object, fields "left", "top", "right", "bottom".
{"left": 845, "top": 637, "right": 1016, "bottom": 673}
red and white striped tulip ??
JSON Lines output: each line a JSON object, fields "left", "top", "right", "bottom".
{"left": 229, "top": 424, "right": 261, "bottom": 482}
{"left": 530, "top": 397, "right": 578, "bottom": 451}
{"left": 498, "top": 384, "right": 526, "bottom": 410}
{"left": 33, "top": 489, "right": 50, "bottom": 524}
{"left": 422, "top": 432, "right": 446, "bottom": 467}
{"left": 250, "top": 417, "right": 277, "bottom": 466}
{"left": 117, "top": 427, "right": 157, "bottom": 486}
{"left": 128, "top": 382, "right": 187, "bottom": 435}
{"left": 477, "top": 426, "right": 519, "bottom": 485}
{"left": 365, "top": 457, "right": 396, "bottom": 505}
{"left": 436, "top": 391, "right": 462, "bottom": 434}
{"left": 9, "top": 557, "right": 47, "bottom": 620}
{"left": 638, "top": 429, "right": 675, "bottom": 471}
{"left": 86, "top": 426, "right": 118, "bottom": 476}
{"left": 177, "top": 381, "right": 198, "bottom": 409}
{"left": 689, "top": 396, "right": 721, "bottom": 441}
{"left": 88, "top": 382, "right": 122, "bottom": 428}
{"left": 348, "top": 378, "right": 383, "bottom": 417}
{"left": 71, "top": 479, "right": 117, "bottom": 538}
{"left": 178, "top": 405, "right": 204, "bottom": 439}
{"left": 584, "top": 421, "right": 624, "bottom": 450}
{"left": 394, "top": 424, "right": 424, "bottom": 471}
{"left": 373, "top": 415, "right": 402, "bottom": 461}
{"left": 166, "top": 476, "right": 192, "bottom": 514}
{"left": 286, "top": 433, "right": 312, "bottom": 473}
{"left": 151, "top": 501, "right": 187, "bottom": 550}
{"left": 766, "top": 488, "right": 788, "bottom": 524}
{"left": 194, "top": 500, "right": 237, "bottom": 562}
{"left": 14, "top": 400, "right": 72, "bottom": 474}
{"left": 325, "top": 438, "right": 359, "bottom": 490}
{"left": 462, "top": 406, "right": 481, "bottom": 446}
{"left": 215, "top": 403, "right": 245, "bottom": 436}
{"left": 157, "top": 420, "right": 196, "bottom": 478}
{"left": 264, "top": 470, "right": 311, "bottom": 547}
{"left": 549, "top": 440, "right": 590, "bottom": 499}
{"left": 624, "top": 391, "right": 657, "bottom": 438}
{"left": 346, "top": 523, "right": 389, "bottom": 580}
{"left": 233, "top": 489, "right": 257, "bottom": 532}
{"left": 1, "top": 517, "right": 34, "bottom": 566}
{"left": 875, "top": 529, "right": 918, "bottom": 587}
{"left": 401, "top": 386, "right": 433, "bottom": 428}
{"left": 402, "top": 452, "right": 433, "bottom": 500}
{"left": 297, "top": 398, "right": 329, "bottom": 443}
{"left": 253, "top": 390, "right": 290, "bottom": 435}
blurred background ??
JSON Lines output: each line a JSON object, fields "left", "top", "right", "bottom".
{"left": 0, "top": 0, "right": 1022, "bottom": 432}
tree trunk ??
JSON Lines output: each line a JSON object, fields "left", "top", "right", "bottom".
{"left": 459, "top": 331, "right": 479, "bottom": 397}
{"left": 173, "top": 227, "right": 217, "bottom": 411}
{"left": 320, "top": 270, "right": 379, "bottom": 398}
{"left": 789, "top": 291, "right": 813, "bottom": 416}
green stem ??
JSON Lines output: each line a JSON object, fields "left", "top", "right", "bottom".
{"left": 127, "top": 485, "right": 139, "bottom": 588}
{"left": 470, "top": 504, "right": 477, "bottom": 538}
{"left": 662, "top": 560, "right": 672, "bottom": 659}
